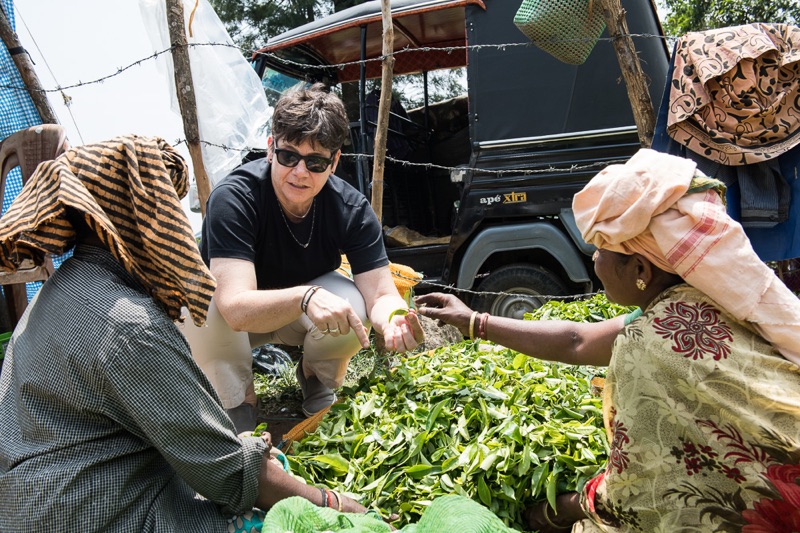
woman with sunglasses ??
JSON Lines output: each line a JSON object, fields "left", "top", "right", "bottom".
{"left": 183, "top": 83, "right": 424, "bottom": 431}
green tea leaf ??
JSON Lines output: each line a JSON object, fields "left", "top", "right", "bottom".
{"left": 387, "top": 308, "right": 409, "bottom": 321}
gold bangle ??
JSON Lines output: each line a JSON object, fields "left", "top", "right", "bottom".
{"left": 469, "top": 310, "right": 478, "bottom": 340}
{"left": 331, "top": 490, "right": 343, "bottom": 512}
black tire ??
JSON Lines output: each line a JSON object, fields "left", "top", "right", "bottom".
{"left": 471, "top": 264, "right": 568, "bottom": 319}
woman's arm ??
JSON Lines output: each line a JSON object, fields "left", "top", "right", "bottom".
{"left": 255, "top": 455, "right": 366, "bottom": 512}
{"left": 355, "top": 266, "right": 424, "bottom": 352}
{"left": 211, "top": 257, "right": 369, "bottom": 345}
{"left": 210, "top": 257, "right": 309, "bottom": 334}
{"left": 415, "top": 292, "right": 623, "bottom": 366}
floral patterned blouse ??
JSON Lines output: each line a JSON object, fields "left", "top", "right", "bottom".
{"left": 576, "top": 284, "right": 800, "bottom": 532}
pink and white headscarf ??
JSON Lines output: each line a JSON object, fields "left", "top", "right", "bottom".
{"left": 573, "top": 148, "right": 800, "bottom": 364}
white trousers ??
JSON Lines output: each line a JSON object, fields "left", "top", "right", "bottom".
{"left": 178, "top": 271, "right": 369, "bottom": 408}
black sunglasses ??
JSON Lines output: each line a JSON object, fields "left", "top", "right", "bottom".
{"left": 273, "top": 144, "right": 335, "bottom": 173}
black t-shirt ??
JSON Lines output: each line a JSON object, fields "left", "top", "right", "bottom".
{"left": 201, "top": 158, "right": 388, "bottom": 289}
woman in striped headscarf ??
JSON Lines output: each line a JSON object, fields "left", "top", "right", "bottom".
{"left": 0, "top": 136, "right": 370, "bottom": 532}
{"left": 417, "top": 149, "right": 800, "bottom": 532}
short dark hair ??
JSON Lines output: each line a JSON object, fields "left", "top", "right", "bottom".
{"left": 271, "top": 83, "right": 349, "bottom": 152}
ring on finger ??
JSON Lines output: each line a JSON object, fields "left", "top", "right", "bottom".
{"left": 329, "top": 327, "right": 340, "bottom": 334}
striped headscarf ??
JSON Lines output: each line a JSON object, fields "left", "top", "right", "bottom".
{"left": 573, "top": 149, "right": 800, "bottom": 365}
{"left": 0, "top": 135, "right": 215, "bottom": 325}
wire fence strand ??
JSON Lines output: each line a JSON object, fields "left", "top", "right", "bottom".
{"left": 0, "top": 34, "right": 674, "bottom": 93}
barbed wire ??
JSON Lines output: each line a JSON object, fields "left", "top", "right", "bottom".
{"left": 0, "top": 32, "right": 674, "bottom": 94}
{"left": 0, "top": 47, "right": 180, "bottom": 94}
{"left": 255, "top": 33, "right": 673, "bottom": 72}
{"left": 417, "top": 278, "right": 603, "bottom": 302}
{"left": 173, "top": 137, "right": 630, "bottom": 177}
{"left": 387, "top": 264, "right": 603, "bottom": 302}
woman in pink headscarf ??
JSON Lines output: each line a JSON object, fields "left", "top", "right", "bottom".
{"left": 416, "top": 149, "right": 800, "bottom": 532}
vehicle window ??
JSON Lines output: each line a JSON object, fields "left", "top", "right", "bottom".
{"left": 260, "top": 67, "right": 303, "bottom": 106}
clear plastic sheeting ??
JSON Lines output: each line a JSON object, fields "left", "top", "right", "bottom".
{"left": 139, "top": 0, "right": 271, "bottom": 192}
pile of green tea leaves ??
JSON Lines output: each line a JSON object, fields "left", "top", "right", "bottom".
{"left": 526, "top": 292, "right": 635, "bottom": 322}
{"left": 287, "top": 293, "right": 633, "bottom": 530}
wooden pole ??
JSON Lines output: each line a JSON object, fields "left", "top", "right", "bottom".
{"left": 596, "top": 0, "right": 656, "bottom": 148}
{"left": 369, "top": 0, "right": 394, "bottom": 220}
{"left": 0, "top": 5, "right": 60, "bottom": 327}
{"left": 165, "top": 0, "right": 211, "bottom": 217}
{"left": 0, "top": 6, "right": 58, "bottom": 125}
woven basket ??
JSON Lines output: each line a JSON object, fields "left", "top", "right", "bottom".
{"left": 514, "top": 0, "right": 607, "bottom": 65}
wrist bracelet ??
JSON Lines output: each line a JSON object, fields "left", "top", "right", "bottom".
{"left": 319, "top": 487, "right": 328, "bottom": 508}
{"left": 478, "top": 313, "right": 489, "bottom": 340}
{"left": 301, "top": 285, "right": 321, "bottom": 313}
{"left": 542, "top": 502, "right": 571, "bottom": 530}
{"left": 468, "top": 311, "right": 478, "bottom": 340}
{"left": 331, "top": 490, "right": 343, "bottom": 511}
{"left": 326, "top": 489, "right": 337, "bottom": 509}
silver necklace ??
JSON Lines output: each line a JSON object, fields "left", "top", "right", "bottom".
{"left": 279, "top": 199, "right": 316, "bottom": 248}
{"left": 282, "top": 201, "right": 313, "bottom": 219}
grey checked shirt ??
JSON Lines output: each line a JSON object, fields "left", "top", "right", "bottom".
{"left": 0, "top": 245, "right": 266, "bottom": 532}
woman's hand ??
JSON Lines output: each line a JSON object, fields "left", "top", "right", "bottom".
{"left": 382, "top": 308, "right": 425, "bottom": 352}
{"left": 335, "top": 491, "right": 369, "bottom": 513}
{"left": 523, "top": 492, "right": 585, "bottom": 532}
{"left": 239, "top": 430, "right": 272, "bottom": 447}
{"left": 325, "top": 491, "right": 400, "bottom": 528}
{"left": 305, "top": 288, "right": 370, "bottom": 347}
{"left": 414, "top": 292, "right": 475, "bottom": 337}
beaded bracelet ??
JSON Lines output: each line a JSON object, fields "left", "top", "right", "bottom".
{"left": 301, "top": 285, "right": 322, "bottom": 313}
{"left": 468, "top": 311, "right": 478, "bottom": 340}
{"left": 318, "top": 487, "right": 328, "bottom": 508}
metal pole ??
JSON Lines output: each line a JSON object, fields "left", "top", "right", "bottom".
{"left": 357, "top": 24, "right": 369, "bottom": 195}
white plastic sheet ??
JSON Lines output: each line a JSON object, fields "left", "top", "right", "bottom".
{"left": 139, "top": 0, "right": 271, "bottom": 197}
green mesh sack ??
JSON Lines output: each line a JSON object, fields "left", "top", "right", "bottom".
{"left": 261, "top": 495, "right": 519, "bottom": 533}
{"left": 513, "top": 0, "right": 607, "bottom": 65}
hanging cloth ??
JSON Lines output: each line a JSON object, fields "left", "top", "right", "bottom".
{"left": 667, "top": 23, "right": 800, "bottom": 165}
{"left": 654, "top": 25, "right": 800, "bottom": 259}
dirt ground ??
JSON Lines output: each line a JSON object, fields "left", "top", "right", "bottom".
{"left": 256, "top": 315, "right": 463, "bottom": 444}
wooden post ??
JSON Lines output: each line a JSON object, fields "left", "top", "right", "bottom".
{"left": 165, "top": 0, "right": 211, "bottom": 217}
{"left": 369, "top": 0, "right": 394, "bottom": 220}
{"left": 0, "top": 5, "right": 60, "bottom": 328}
{"left": 596, "top": 0, "right": 656, "bottom": 148}
{"left": 0, "top": 6, "right": 58, "bottom": 125}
